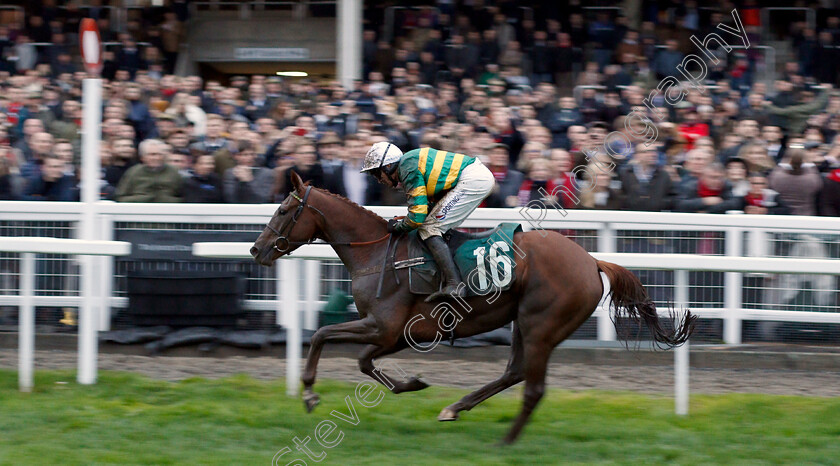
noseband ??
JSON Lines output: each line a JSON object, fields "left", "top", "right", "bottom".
{"left": 263, "top": 185, "right": 325, "bottom": 253}
{"left": 262, "top": 185, "right": 392, "bottom": 255}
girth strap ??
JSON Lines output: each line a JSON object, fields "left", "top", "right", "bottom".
{"left": 352, "top": 257, "right": 427, "bottom": 280}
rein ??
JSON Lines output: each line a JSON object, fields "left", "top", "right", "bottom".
{"left": 262, "top": 185, "right": 391, "bottom": 254}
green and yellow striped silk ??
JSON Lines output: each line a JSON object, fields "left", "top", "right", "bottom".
{"left": 397, "top": 147, "right": 476, "bottom": 228}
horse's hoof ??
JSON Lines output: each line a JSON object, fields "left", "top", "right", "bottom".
{"left": 437, "top": 408, "right": 459, "bottom": 421}
{"left": 303, "top": 392, "right": 320, "bottom": 413}
{"left": 406, "top": 376, "right": 430, "bottom": 391}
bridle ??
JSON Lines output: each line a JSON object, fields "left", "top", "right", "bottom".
{"left": 262, "top": 185, "right": 390, "bottom": 254}
{"left": 263, "top": 185, "right": 322, "bottom": 253}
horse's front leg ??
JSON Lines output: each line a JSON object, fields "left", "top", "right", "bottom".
{"left": 301, "top": 317, "right": 380, "bottom": 412}
{"left": 358, "top": 343, "right": 429, "bottom": 394}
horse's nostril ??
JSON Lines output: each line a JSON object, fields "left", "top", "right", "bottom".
{"left": 250, "top": 247, "right": 259, "bottom": 257}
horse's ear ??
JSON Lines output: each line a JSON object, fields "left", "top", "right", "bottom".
{"left": 290, "top": 170, "right": 304, "bottom": 193}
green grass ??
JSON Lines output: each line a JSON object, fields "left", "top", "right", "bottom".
{"left": 1, "top": 370, "right": 839, "bottom": 465}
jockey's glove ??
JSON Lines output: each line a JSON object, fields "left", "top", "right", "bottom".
{"left": 387, "top": 217, "right": 412, "bottom": 234}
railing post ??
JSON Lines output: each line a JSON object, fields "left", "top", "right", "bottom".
{"left": 724, "top": 227, "right": 743, "bottom": 345}
{"left": 98, "top": 213, "right": 114, "bottom": 331}
{"left": 674, "top": 268, "right": 689, "bottom": 415}
{"left": 304, "top": 260, "right": 320, "bottom": 330}
{"left": 280, "top": 258, "right": 301, "bottom": 396}
{"left": 597, "top": 223, "right": 616, "bottom": 341}
{"left": 19, "top": 252, "right": 35, "bottom": 392}
{"left": 78, "top": 76, "right": 102, "bottom": 386}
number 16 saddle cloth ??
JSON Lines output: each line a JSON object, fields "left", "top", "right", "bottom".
{"left": 406, "top": 223, "right": 523, "bottom": 297}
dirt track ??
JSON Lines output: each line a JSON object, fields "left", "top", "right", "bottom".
{"left": 2, "top": 349, "right": 840, "bottom": 397}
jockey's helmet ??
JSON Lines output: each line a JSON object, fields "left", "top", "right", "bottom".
{"left": 360, "top": 141, "right": 403, "bottom": 174}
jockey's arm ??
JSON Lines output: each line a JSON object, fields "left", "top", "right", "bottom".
{"left": 395, "top": 162, "right": 429, "bottom": 233}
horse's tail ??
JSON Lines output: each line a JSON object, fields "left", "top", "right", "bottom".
{"left": 596, "top": 260, "right": 695, "bottom": 348}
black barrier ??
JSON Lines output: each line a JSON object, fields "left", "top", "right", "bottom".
{"left": 116, "top": 229, "right": 256, "bottom": 261}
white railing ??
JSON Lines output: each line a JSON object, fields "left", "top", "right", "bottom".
{"left": 0, "top": 238, "right": 131, "bottom": 391}
{"left": 1, "top": 201, "right": 839, "bottom": 340}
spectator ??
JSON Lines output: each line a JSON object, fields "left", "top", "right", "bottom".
{"left": 165, "top": 92, "right": 206, "bottom": 135}
{"left": 53, "top": 139, "right": 75, "bottom": 177}
{"left": 529, "top": 31, "right": 554, "bottom": 84}
{"left": 762, "top": 125, "right": 786, "bottom": 162}
{"left": 124, "top": 84, "right": 155, "bottom": 142}
{"left": 676, "top": 162, "right": 742, "bottom": 214}
{"left": 677, "top": 107, "right": 710, "bottom": 151}
{"left": 243, "top": 84, "right": 271, "bottom": 122}
{"left": 223, "top": 140, "right": 274, "bottom": 203}
{"left": 769, "top": 148, "right": 823, "bottom": 216}
{"left": 482, "top": 143, "right": 524, "bottom": 208}
{"left": 652, "top": 39, "right": 683, "bottom": 79}
{"left": 515, "top": 141, "right": 547, "bottom": 172}
{"left": 116, "top": 34, "right": 144, "bottom": 78}
{"left": 13, "top": 35, "right": 38, "bottom": 73}
{"left": 166, "top": 151, "right": 191, "bottom": 178}
{"left": 679, "top": 148, "right": 712, "bottom": 190}
{"left": 105, "top": 138, "right": 138, "bottom": 190}
{"left": 183, "top": 154, "right": 223, "bottom": 203}
{"left": 192, "top": 115, "right": 234, "bottom": 171}
{"left": 19, "top": 131, "right": 54, "bottom": 179}
{"left": 517, "top": 158, "right": 558, "bottom": 207}
{"left": 725, "top": 157, "right": 751, "bottom": 197}
{"left": 159, "top": 12, "right": 182, "bottom": 73}
{"left": 744, "top": 173, "right": 789, "bottom": 215}
{"left": 579, "top": 168, "right": 624, "bottom": 210}
{"left": 13, "top": 118, "right": 45, "bottom": 162}
{"left": 549, "top": 148, "right": 578, "bottom": 209}
{"left": 48, "top": 100, "right": 81, "bottom": 157}
{"left": 821, "top": 166, "right": 840, "bottom": 216}
{"left": 0, "top": 157, "right": 17, "bottom": 200}
{"left": 339, "top": 134, "right": 378, "bottom": 205}
{"left": 317, "top": 132, "right": 346, "bottom": 196}
{"left": 277, "top": 139, "right": 324, "bottom": 198}
{"left": 115, "top": 139, "right": 182, "bottom": 202}
{"left": 22, "top": 154, "right": 75, "bottom": 201}
{"left": 619, "top": 143, "right": 676, "bottom": 211}
{"left": 764, "top": 85, "right": 829, "bottom": 135}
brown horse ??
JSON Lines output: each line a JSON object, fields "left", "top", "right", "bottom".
{"left": 251, "top": 172, "right": 695, "bottom": 444}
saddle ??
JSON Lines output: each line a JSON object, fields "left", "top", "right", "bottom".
{"left": 406, "top": 223, "right": 523, "bottom": 296}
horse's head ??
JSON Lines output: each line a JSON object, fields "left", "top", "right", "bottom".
{"left": 251, "top": 171, "right": 324, "bottom": 266}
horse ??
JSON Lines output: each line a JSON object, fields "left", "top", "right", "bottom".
{"left": 250, "top": 171, "right": 695, "bottom": 444}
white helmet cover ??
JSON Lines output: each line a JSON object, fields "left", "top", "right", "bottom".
{"left": 360, "top": 141, "right": 403, "bottom": 173}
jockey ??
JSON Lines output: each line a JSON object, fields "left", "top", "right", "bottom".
{"left": 360, "top": 141, "right": 495, "bottom": 301}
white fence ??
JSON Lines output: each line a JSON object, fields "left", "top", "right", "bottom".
{"left": 1, "top": 201, "right": 840, "bottom": 346}
{"left": 0, "top": 238, "right": 131, "bottom": 391}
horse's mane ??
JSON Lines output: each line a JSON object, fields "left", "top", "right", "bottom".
{"left": 312, "top": 186, "right": 388, "bottom": 225}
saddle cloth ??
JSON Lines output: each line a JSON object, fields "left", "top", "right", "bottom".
{"left": 407, "top": 223, "right": 523, "bottom": 296}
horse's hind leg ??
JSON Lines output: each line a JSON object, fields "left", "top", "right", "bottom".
{"left": 501, "top": 340, "right": 551, "bottom": 445}
{"left": 302, "top": 317, "right": 380, "bottom": 411}
{"left": 438, "top": 323, "right": 524, "bottom": 421}
{"left": 358, "top": 343, "right": 430, "bottom": 394}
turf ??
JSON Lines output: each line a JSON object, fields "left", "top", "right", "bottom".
{"left": 0, "top": 370, "right": 838, "bottom": 465}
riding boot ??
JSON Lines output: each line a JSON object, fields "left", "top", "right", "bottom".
{"left": 423, "top": 235, "right": 465, "bottom": 302}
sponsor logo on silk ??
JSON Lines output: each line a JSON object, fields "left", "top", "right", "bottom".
{"left": 435, "top": 191, "right": 463, "bottom": 220}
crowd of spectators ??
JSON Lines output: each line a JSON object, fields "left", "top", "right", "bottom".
{"left": 1, "top": 1, "right": 840, "bottom": 219}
